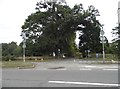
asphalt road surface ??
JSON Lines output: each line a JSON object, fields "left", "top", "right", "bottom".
{"left": 2, "top": 59, "right": 119, "bottom": 87}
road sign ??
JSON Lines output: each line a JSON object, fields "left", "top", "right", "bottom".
{"left": 22, "top": 44, "right": 26, "bottom": 48}
{"left": 100, "top": 41, "right": 106, "bottom": 43}
{"left": 100, "top": 30, "right": 104, "bottom": 35}
{"left": 100, "top": 36, "right": 105, "bottom": 41}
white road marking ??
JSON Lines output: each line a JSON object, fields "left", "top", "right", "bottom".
{"left": 19, "top": 69, "right": 31, "bottom": 70}
{"left": 80, "top": 68, "right": 91, "bottom": 70}
{"left": 48, "top": 81, "right": 118, "bottom": 87}
{"left": 103, "top": 69, "right": 118, "bottom": 71}
{"left": 84, "top": 66, "right": 96, "bottom": 68}
{"left": 36, "top": 68, "right": 47, "bottom": 70}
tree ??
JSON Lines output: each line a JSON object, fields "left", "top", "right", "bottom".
{"left": 21, "top": 1, "right": 77, "bottom": 57}
{"left": 75, "top": 5, "right": 103, "bottom": 57}
{"left": 2, "top": 43, "right": 9, "bottom": 56}
{"left": 112, "top": 25, "right": 120, "bottom": 59}
{"left": 21, "top": 1, "right": 104, "bottom": 58}
{"left": 2, "top": 42, "right": 22, "bottom": 61}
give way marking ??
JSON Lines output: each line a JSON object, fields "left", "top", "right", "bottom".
{"left": 48, "top": 80, "right": 118, "bottom": 87}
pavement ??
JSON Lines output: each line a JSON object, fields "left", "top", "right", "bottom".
{"left": 33, "top": 59, "right": 119, "bottom": 70}
{"left": 2, "top": 59, "right": 119, "bottom": 87}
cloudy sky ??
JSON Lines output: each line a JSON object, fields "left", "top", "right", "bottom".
{"left": 0, "top": 0, "right": 119, "bottom": 45}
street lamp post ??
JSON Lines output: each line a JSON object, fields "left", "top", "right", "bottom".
{"left": 118, "top": 1, "right": 120, "bottom": 24}
{"left": 100, "top": 28, "right": 106, "bottom": 63}
{"left": 58, "top": 49, "right": 60, "bottom": 60}
{"left": 21, "top": 32, "right": 26, "bottom": 62}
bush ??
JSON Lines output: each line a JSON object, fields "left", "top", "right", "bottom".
{"left": 2, "top": 55, "right": 16, "bottom": 61}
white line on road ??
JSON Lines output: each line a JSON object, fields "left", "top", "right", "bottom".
{"left": 84, "top": 66, "right": 96, "bottom": 68}
{"left": 35, "top": 68, "right": 47, "bottom": 70}
{"left": 80, "top": 68, "right": 91, "bottom": 70}
{"left": 48, "top": 81, "right": 118, "bottom": 87}
{"left": 102, "top": 69, "right": 118, "bottom": 71}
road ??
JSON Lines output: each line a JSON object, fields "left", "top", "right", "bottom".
{"left": 2, "top": 59, "right": 119, "bottom": 87}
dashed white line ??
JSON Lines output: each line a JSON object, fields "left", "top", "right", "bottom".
{"left": 35, "top": 68, "right": 47, "bottom": 70}
{"left": 84, "top": 66, "right": 96, "bottom": 68}
{"left": 48, "top": 81, "right": 118, "bottom": 87}
{"left": 80, "top": 68, "right": 91, "bottom": 70}
{"left": 102, "top": 69, "right": 118, "bottom": 71}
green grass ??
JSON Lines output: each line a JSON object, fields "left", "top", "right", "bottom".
{"left": 2, "top": 61, "right": 35, "bottom": 68}
{"left": 0, "top": 62, "right": 1, "bottom": 68}
{"left": 1, "top": 58, "right": 54, "bottom": 68}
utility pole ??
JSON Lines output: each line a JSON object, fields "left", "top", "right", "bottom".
{"left": 118, "top": 1, "right": 120, "bottom": 24}
{"left": 21, "top": 31, "right": 27, "bottom": 62}
{"left": 100, "top": 25, "right": 106, "bottom": 63}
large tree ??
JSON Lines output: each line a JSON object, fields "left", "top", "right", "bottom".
{"left": 21, "top": 1, "right": 77, "bottom": 57}
{"left": 75, "top": 5, "right": 103, "bottom": 57}
{"left": 21, "top": 1, "right": 104, "bottom": 58}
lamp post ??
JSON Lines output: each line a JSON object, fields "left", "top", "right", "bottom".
{"left": 118, "top": 1, "right": 120, "bottom": 24}
{"left": 100, "top": 26, "right": 106, "bottom": 63}
{"left": 21, "top": 31, "right": 26, "bottom": 62}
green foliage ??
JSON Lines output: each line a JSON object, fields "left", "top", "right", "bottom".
{"left": 112, "top": 25, "right": 120, "bottom": 59}
{"left": 21, "top": 1, "right": 104, "bottom": 58}
{"left": 77, "top": 5, "right": 103, "bottom": 57}
{"left": 21, "top": 1, "right": 77, "bottom": 57}
{"left": 2, "top": 42, "right": 22, "bottom": 61}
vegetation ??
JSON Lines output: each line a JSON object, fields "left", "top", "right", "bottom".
{"left": 2, "top": 42, "right": 22, "bottom": 61}
{"left": 2, "top": 61, "right": 34, "bottom": 68}
{"left": 112, "top": 25, "right": 120, "bottom": 60}
{"left": 21, "top": 1, "right": 107, "bottom": 58}
{"left": 1, "top": 1, "right": 118, "bottom": 62}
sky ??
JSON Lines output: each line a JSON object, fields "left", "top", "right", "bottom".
{"left": 0, "top": 0, "right": 119, "bottom": 45}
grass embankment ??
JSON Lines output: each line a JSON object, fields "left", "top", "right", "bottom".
{"left": 2, "top": 56, "right": 55, "bottom": 68}
{"left": 2, "top": 61, "right": 35, "bottom": 69}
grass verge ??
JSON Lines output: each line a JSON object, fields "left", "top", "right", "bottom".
{"left": 2, "top": 61, "right": 35, "bottom": 69}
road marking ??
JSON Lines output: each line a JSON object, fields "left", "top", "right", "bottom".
{"left": 35, "top": 68, "right": 47, "bottom": 70}
{"left": 84, "top": 66, "right": 96, "bottom": 68}
{"left": 80, "top": 68, "right": 91, "bottom": 70}
{"left": 103, "top": 69, "right": 118, "bottom": 71}
{"left": 48, "top": 81, "right": 118, "bottom": 87}
{"left": 19, "top": 69, "right": 31, "bottom": 70}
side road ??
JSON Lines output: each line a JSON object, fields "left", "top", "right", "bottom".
{"left": 33, "top": 59, "right": 119, "bottom": 70}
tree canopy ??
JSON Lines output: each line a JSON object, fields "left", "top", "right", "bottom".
{"left": 21, "top": 1, "right": 104, "bottom": 57}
